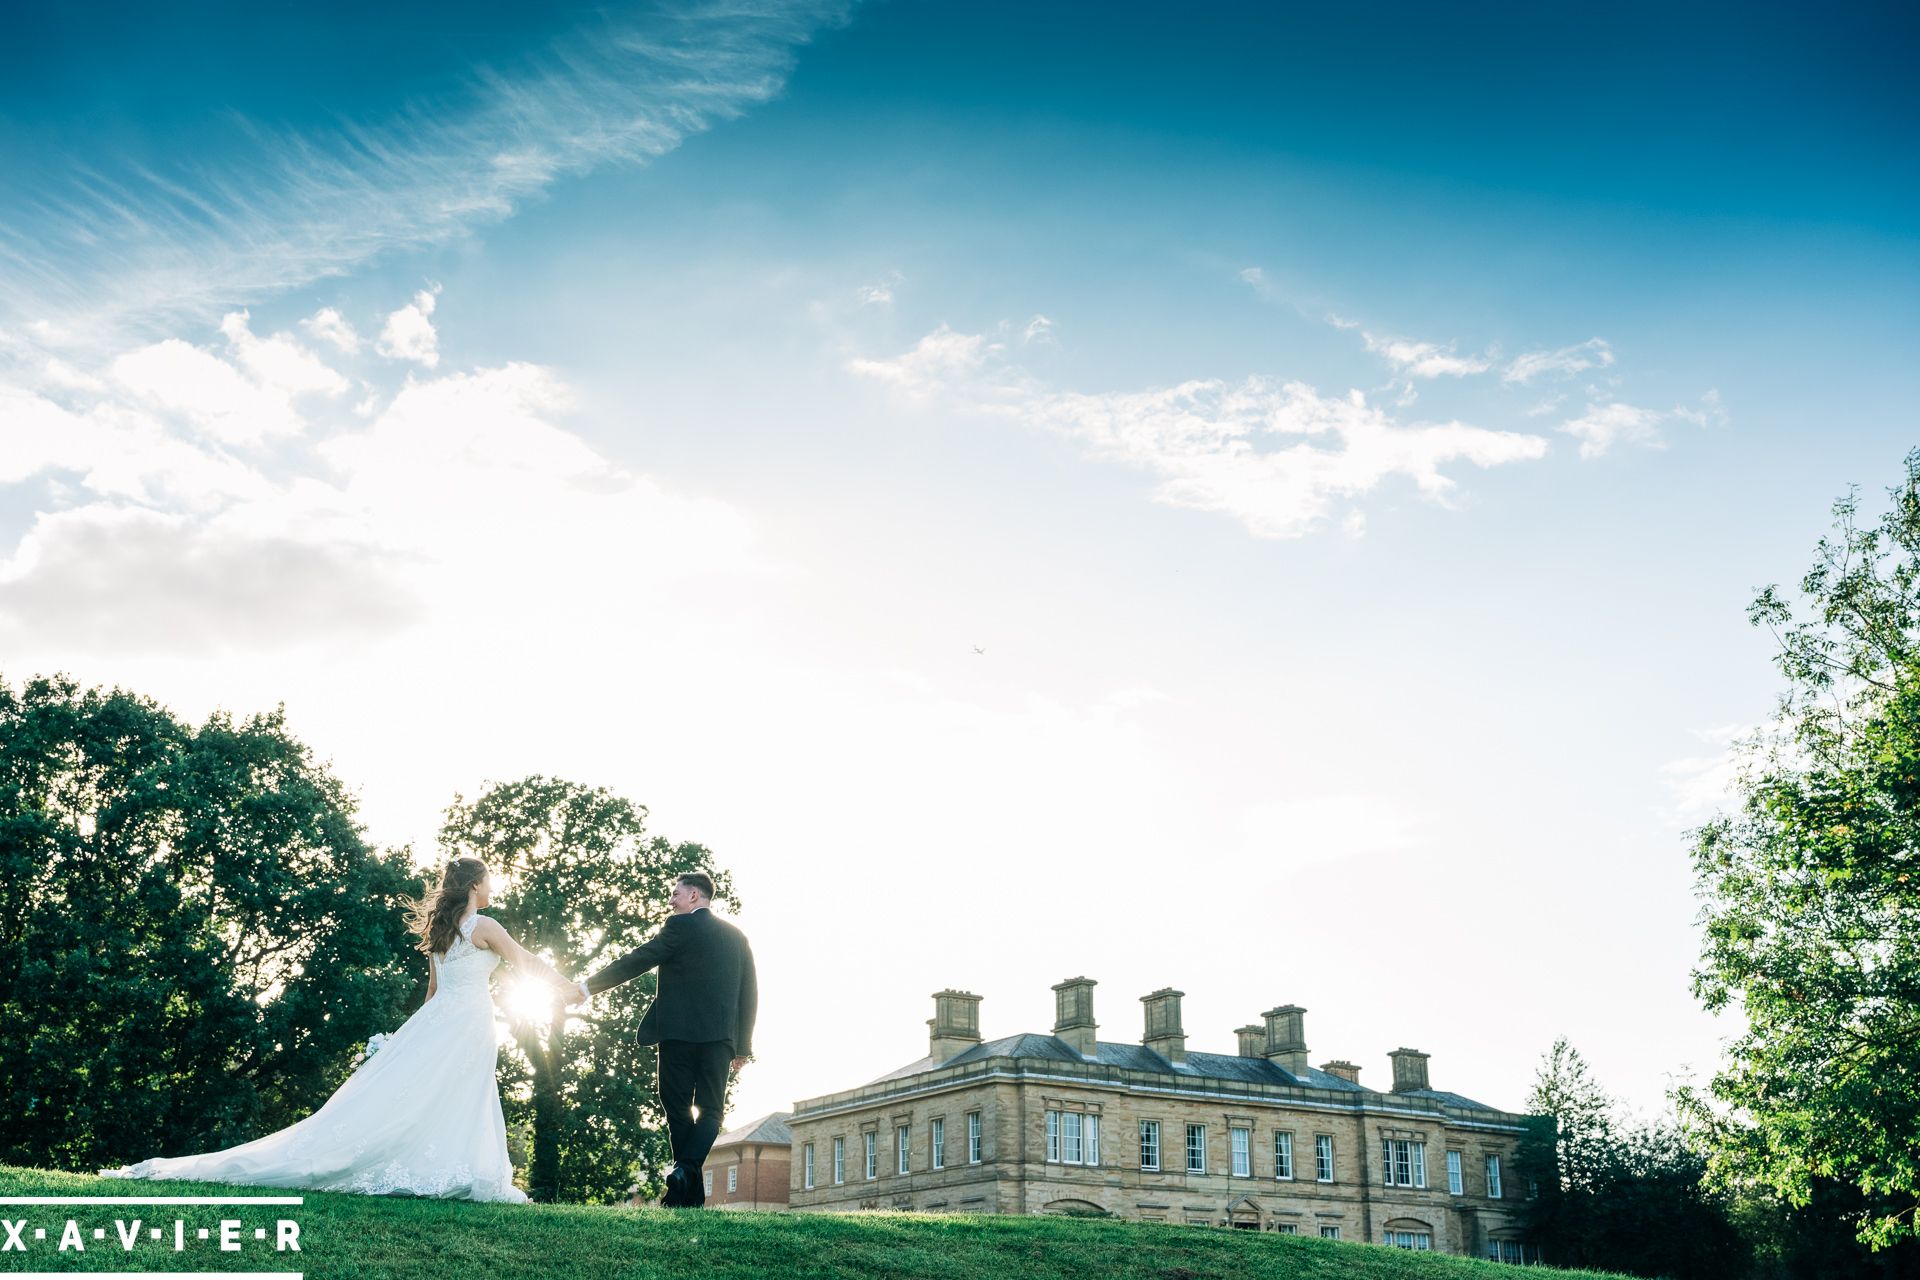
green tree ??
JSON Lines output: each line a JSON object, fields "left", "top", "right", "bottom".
{"left": 0, "top": 673, "right": 424, "bottom": 1171}
{"left": 1521, "top": 1040, "right": 1747, "bottom": 1278}
{"left": 437, "top": 775, "right": 734, "bottom": 1203}
{"left": 1685, "top": 451, "right": 1920, "bottom": 1248}
{"left": 1522, "top": 1036, "right": 1617, "bottom": 1194}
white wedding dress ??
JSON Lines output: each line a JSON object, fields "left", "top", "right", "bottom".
{"left": 103, "top": 914, "right": 528, "bottom": 1203}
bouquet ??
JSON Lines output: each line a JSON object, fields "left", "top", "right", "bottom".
{"left": 351, "top": 1032, "right": 391, "bottom": 1071}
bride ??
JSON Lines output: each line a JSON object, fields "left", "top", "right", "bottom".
{"left": 103, "top": 856, "right": 575, "bottom": 1202}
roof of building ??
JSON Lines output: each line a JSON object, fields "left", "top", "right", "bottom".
{"left": 712, "top": 1111, "right": 792, "bottom": 1149}
{"left": 866, "top": 1034, "right": 1505, "bottom": 1112}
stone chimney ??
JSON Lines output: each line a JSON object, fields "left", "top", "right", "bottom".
{"left": 1052, "top": 977, "right": 1098, "bottom": 1057}
{"left": 1141, "top": 988, "right": 1187, "bottom": 1065}
{"left": 1262, "top": 1005, "right": 1309, "bottom": 1074}
{"left": 1389, "top": 1047, "right": 1431, "bottom": 1093}
{"left": 927, "top": 990, "right": 982, "bottom": 1063}
{"left": 1322, "top": 1060, "right": 1362, "bottom": 1085}
{"left": 1235, "top": 1025, "right": 1267, "bottom": 1058}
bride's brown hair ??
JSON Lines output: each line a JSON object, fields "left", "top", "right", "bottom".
{"left": 408, "top": 856, "right": 489, "bottom": 956}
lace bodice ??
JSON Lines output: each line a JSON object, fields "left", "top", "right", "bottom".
{"left": 434, "top": 914, "right": 502, "bottom": 997}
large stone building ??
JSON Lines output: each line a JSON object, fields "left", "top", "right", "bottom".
{"left": 787, "top": 979, "right": 1538, "bottom": 1260}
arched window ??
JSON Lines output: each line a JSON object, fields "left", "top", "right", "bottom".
{"left": 1383, "top": 1217, "right": 1433, "bottom": 1250}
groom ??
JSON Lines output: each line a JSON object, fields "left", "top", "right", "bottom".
{"left": 570, "top": 872, "right": 757, "bottom": 1208}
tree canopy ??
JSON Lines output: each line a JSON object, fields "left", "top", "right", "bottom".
{"left": 1686, "top": 451, "right": 1920, "bottom": 1247}
{"left": 0, "top": 673, "right": 423, "bottom": 1171}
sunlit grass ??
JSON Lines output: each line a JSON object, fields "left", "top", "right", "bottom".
{"left": 0, "top": 1163, "right": 1634, "bottom": 1280}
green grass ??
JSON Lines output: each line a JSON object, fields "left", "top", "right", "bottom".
{"left": 0, "top": 1165, "right": 1631, "bottom": 1280}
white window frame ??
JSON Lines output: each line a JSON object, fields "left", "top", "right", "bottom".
{"left": 1381, "top": 1138, "right": 1424, "bottom": 1188}
{"left": 1315, "top": 1133, "right": 1335, "bottom": 1183}
{"left": 1140, "top": 1119, "right": 1160, "bottom": 1171}
{"left": 803, "top": 1143, "right": 815, "bottom": 1190}
{"left": 864, "top": 1131, "right": 877, "bottom": 1180}
{"left": 967, "top": 1111, "right": 983, "bottom": 1164}
{"left": 931, "top": 1117, "right": 945, "bottom": 1170}
{"left": 727, "top": 1166, "right": 738, "bottom": 1193}
{"left": 1320, "top": 1226, "right": 1341, "bottom": 1240}
{"left": 1446, "top": 1150, "right": 1463, "bottom": 1195}
{"left": 832, "top": 1136, "right": 845, "bottom": 1185}
{"left": 1486, "top": 1154, "right": 1503, "bottom": 1199}
{"left": 1274, "top": 1130, "right": 1294, "bottom": 1180}
{"left": 1186, "top": 1123, "right": 1207, "bottom": 1174}
{"left": 897, "top": 1125, "right": 911, "bottom": 1175}
{"left": 1045, "top": 1109, "right": 1098, "bottom": 1166}
{"left": 1231, "top": 1126, "right": 1251, "bottom": 1177}
{"left": 702, "top": 1169, "right": 713, "bottom": 1195}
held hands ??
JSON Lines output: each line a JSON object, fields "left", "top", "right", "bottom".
{"left": 731, "top": 1057, "right": 750, "bottom": 1073}
{"left": 564, "top": 980, "right": 590, "bottom": 1007}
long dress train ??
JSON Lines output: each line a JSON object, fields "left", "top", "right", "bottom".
{"left": 103, "top": 913, "right": 527, "bottom": 1203}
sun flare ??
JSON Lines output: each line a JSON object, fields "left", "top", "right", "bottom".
{"left": 500, "top": 978, "right": 563, "bottom": 1027}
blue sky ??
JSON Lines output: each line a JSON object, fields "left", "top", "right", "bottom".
{"left": 4, "top": 0, "right": 1917, "bottom": 1126}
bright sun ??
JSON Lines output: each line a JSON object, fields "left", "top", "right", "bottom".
{"left": 501, "top": 979, "right": 562, "bottom": 1027}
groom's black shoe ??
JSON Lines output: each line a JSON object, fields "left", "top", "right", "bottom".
{"left": 660, "top": 1165, "right": 690, "bottom": 1208}
{"left": 683, "top": 1163, "right": 706, "bottom": 1208}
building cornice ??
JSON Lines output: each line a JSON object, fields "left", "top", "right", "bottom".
{"left": 791, "top": 1058, "right": 1529, "bottom": 1134}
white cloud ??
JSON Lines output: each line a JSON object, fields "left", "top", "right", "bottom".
{"left": 847, "top": 324, "right": 998, "bottom": 401}
{"left": 1559, "top": 401, "right": 1666, "bottom": 459}
{"left": 1658, "top": 723, "right": 1755, "bottom": 827}
{"left": 1672, "top": 388, "right": 1729, "bottom": 429}
{"left": 0, "top": 505, "right": 416, "bottom": 654}
{"left": 852, "top": 328, "right": 1549, "bottom": 539}
{"left": 109, "top": 339, "right": 308, "bottom": 444}
{"left": 1023, "top": 314, "right": 1056, "bottom": 345}
{"left": 302, "top": 307, "right": 361, "bottom": 354}
{"left": 0, "top": 381, "right": 268, "bottom": 508}
{"left": 857, "top": 271, "right": 903, "bottom": 306}
{"left": 0, "top": 304, "right": 761, "bottom": 657}
{"left": 1362, "top": 332, "right": 1493, "bottom": 378}
{"left": 220, "top": 311, "right": 349, "bottom": 398}
{"left": 377, "top": 288, "right": 441, "bottom": 367}
{"left": 1504, "top": 338, "right": 1615, "bottom": 384}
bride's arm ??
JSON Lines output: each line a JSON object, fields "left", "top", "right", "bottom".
{"left": 424, "top": 955, "right": 438, "bottom": 1004}
{"left": 470, "top": 917, "right": 573, "bottom": 990}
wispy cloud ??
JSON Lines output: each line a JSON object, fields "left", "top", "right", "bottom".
{"left": 0, "top": 1, "right": 855, "bottom": 337}
{"left": 1559, "top": 401, "right": 1666, "bottom": 459}
{"left": 857, "top": 270, "right": 903, "bottom": 306}
{"left": 1503, "top": 337, "right": 1615, "bottom": 384}
{"left": 846, "top": 324, "right": 999, "bottom": 401}
{"left": 1559, "top": 391, "right": 1726, "bottom": 459}
{"left": 850, "top": 327, "right": 1549, "bottom": 539}
{"left": 1361, "top": 331, "right": 1494, "bottom": 379}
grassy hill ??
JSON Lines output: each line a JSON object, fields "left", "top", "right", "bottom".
{"left": 0, "top": 1165, "right": 1629, "bottom": 1280}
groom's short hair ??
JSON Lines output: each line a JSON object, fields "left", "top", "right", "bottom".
{"left": 676, "top": 872, "right": 714, "bottom": 901}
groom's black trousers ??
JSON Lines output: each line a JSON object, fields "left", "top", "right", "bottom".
{"left": 657, "top": 1039, "right": 732, "bottom": 1180}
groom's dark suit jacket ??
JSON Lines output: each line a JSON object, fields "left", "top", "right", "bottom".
{"left": 584, "top": 908, "right": 757, "bottom": 1057}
